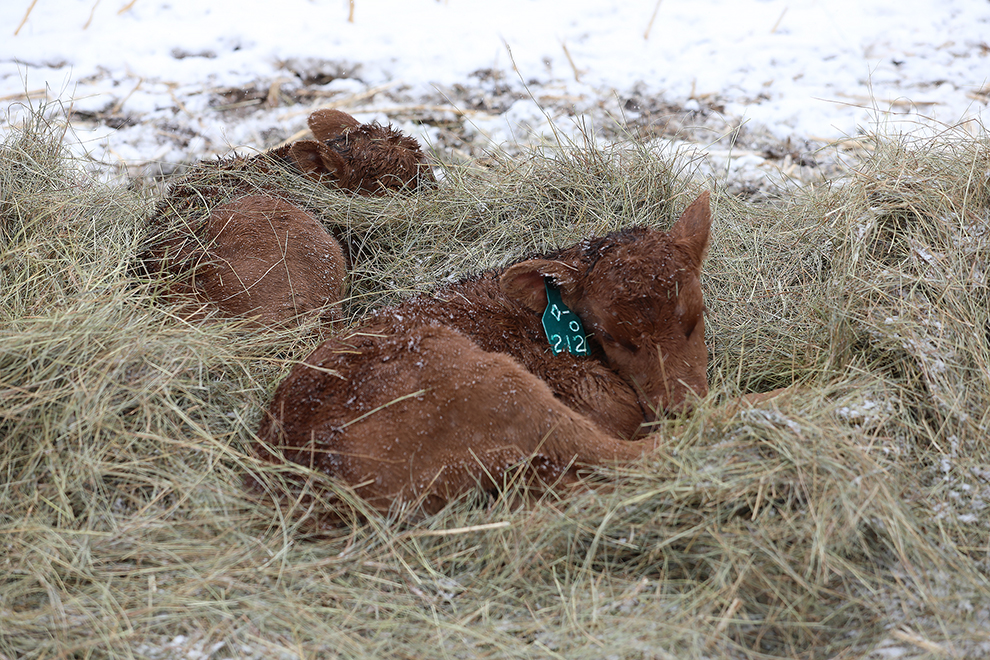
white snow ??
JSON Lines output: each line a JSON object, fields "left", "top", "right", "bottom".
{"left": 1, "top": 0, "right": 988, "bottom": 172}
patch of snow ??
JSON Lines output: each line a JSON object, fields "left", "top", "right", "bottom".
{"left": 1, "top": 0, "right": 988, "bottom": 178}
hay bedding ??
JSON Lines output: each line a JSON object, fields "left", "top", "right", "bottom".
{"left": 2, "top": 103, "right": 990, "bottom": 659}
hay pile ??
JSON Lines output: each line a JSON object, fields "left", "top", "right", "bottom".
{"left": 1, "top": 105, "right": 989, "bottom": 659}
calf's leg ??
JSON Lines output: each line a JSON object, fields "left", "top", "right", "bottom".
{"left": 258, "top": 324, "right": 654, "bottom": 516}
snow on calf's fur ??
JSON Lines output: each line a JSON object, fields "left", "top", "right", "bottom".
{"left": 167, "top": 195, "right": 346, "bottom": 328}
{"left": 254, "top": 192, "right": 712, "bottom": 518}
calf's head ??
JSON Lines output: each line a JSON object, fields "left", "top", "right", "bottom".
{"left": 287, "top": 109, "right": 435, "bottom": 195}
{"left": 501, "top": 191, "right": 712, "bottom": 417}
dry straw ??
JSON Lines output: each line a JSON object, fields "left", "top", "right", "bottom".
{"left": 2, "top": 103, "right": 989, "bottom": 659}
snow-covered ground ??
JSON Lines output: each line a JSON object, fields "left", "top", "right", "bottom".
{"left": 2, "top": 0, "right": 988, "bottom": 190}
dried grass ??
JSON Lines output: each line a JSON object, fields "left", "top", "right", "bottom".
{"left": 2, "top": 104, "right": 989, "bottom": 659}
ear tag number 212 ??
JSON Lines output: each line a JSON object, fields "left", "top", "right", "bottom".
{"left": 541, "top": 281, "right": 590, "bottom": 356}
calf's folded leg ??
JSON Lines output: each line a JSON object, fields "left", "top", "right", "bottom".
{"left": 257, "top": 324, "right": 654, "bottom": 516}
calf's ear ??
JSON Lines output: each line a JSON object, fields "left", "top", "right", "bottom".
{"left": 500, "top": 259, "right": 578, "bottom": 313}
{"left": 289, "top": 140, "right": 346, "bottom": 180}
{"left": 669, "top": 191, "right": 712, "bottom": 266}
{"left": 308, "top": 109, "right": 360, "bottom": 142}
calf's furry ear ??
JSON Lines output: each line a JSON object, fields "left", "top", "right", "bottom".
{"left": 668, "top": 191, "right": 712, "bottom": 266}
{"left": 308, "top": 109, "right": 360, "bottom": 142}
{"left": 289, "top": 140, "right": 346, "bottom": 180}
{"left": 500, "top": 259, "right": 578, "bottom": 313}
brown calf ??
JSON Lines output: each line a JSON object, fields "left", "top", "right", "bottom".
{"left": 254, "top": 192, "right": 712, "bottom": 517}
{"left": 138, "top": 110, "right": 433, "bottom": 326}
{"left": 166, "top": 195, "right": 346, "bottom": 327}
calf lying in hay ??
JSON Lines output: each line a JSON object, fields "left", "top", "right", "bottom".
{"left": 138, "top": 110, "right": 434, "bottom": 327}
{"left": 254, "top": 192, "right": 712, "bottom": 518}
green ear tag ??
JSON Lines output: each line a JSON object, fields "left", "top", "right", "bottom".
{"left": 542, "top": 281, "right": 590, "bottom": 356}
